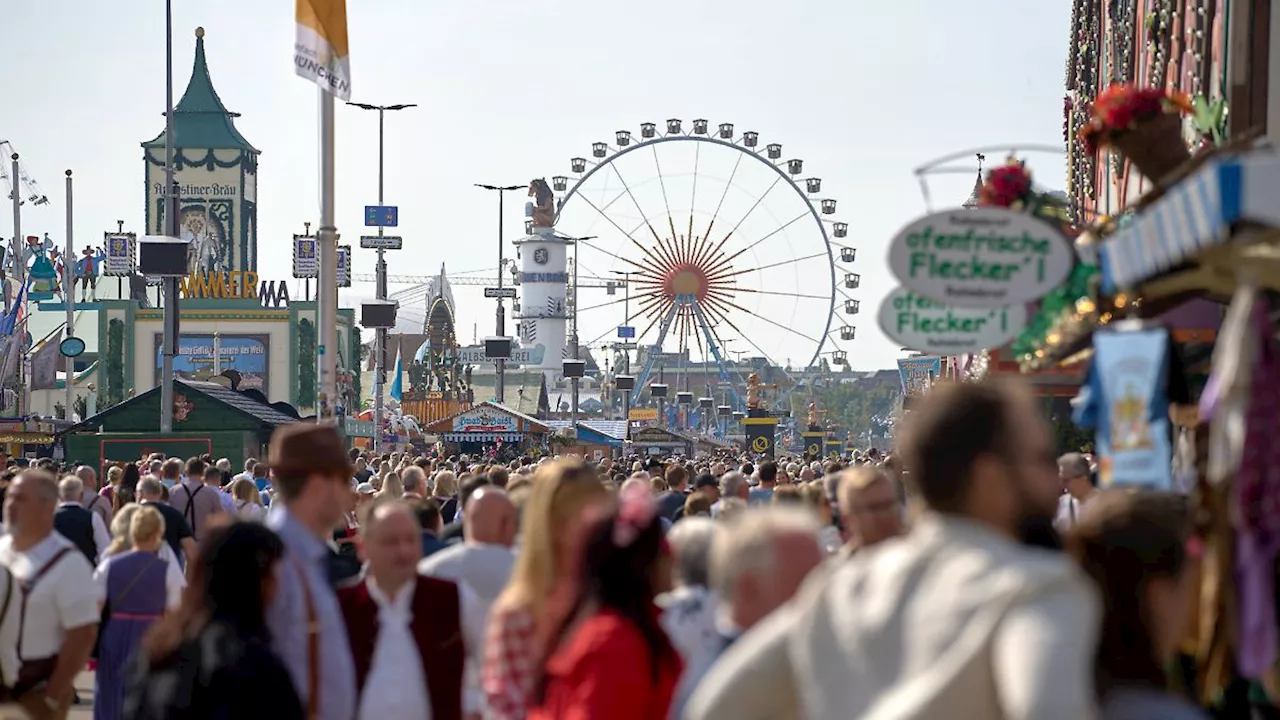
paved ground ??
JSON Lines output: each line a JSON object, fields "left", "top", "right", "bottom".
{"left": 68, "top": 671, "right": 94, "bottom": 719}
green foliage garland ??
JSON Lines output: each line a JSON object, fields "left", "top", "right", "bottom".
{"left": 350, "top": 326, "right": 362, "bottom": 410}
{"left": 298, "top": 319, "right": 316, "bottom": 406}
{"left": 105, "top": 319, "right": 125, "bottom": 407}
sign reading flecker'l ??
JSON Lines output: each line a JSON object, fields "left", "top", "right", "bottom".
{"left": 877, "top": 287, "right": 1027, "bottom": 354}
{"left": 887, "top": 207, "right": 1074, "bottom": 308}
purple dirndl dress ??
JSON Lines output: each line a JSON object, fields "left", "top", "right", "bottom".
{"left": 95, "top": 550, "right": 167, "bottom": 720}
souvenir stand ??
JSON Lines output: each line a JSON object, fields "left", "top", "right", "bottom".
{"left": 1019, "top": 84, "right": 1280, "bottom": 712}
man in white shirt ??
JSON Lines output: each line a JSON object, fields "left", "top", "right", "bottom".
{"left": 417, "top": 487, "right": 516, "bottom": 611}
{"left": 658, "top": 517, "right": 719, "bottom": 663}
{"left": 73, "top": 466, "right": 112, "bottom": 528}
{"left": 1054, "top": 452, "right": 1097, "bottom": 532}
{"left": 231, "top": 458, "right": 256, "bottom": 485}
{"left": 687, "top": 379, "right": 1101, "bottom": 720}
{"left": 0, "top": 469, "right": 98, "bottom": 717}
{"left": 671, "top": 508, "right": 823, "bottom": 719}
{"left": 339, "top": 500, "right": 485, "bottom": 720}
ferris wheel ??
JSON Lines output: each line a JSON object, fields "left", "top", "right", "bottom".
{"left": 548, "top": 118, "right": 859, "bottom": 405}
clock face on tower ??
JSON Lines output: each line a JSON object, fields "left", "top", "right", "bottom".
{"left": 179, "top": 208, "right": 225, "bottom": 274}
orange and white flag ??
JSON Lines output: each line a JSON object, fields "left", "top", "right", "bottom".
{"left": 294, "top": 0, "right": 351, "bottom": 100}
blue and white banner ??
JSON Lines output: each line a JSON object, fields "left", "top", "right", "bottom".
{"left": 1074, "top": 328, "right": 1173, "bottom": 490}
{"left": 897, "top": 356, "right": 942, "bottom": 396}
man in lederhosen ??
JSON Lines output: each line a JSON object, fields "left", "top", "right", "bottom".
{"left": 0, "top": 469, "right": 98, "bottom": 719}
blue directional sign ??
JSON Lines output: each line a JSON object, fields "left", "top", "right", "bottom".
{"left": 364, "top": 205, "right": 399, "bottom": 227}
{"left": 617, "top": 326, "right": 636, "bottom": 339}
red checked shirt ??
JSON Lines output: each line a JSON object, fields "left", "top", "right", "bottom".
{"left": 482, "top": 603, "right": 537, "bottom": 720}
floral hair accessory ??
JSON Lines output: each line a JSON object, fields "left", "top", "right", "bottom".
{"left": 613, "top": 482, "right": 658, "bottom": 548}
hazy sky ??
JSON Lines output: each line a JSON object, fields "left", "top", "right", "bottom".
{"left": 4, "top": 0, "right": 1070, "bottom": 371}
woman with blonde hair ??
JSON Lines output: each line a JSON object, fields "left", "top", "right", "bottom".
{"left": 376, "top": 471, "right": 404, "bottom": 501}
{"left": 228, "top": 478, "right": 266, "bottom": 521}
{"left": 100, "top": 465, "right": 125, "bottom": 508}
{"left": 433, "top": 470, "right": 459, "bottom": 523}
{"left": 93, "top": 505, "right": 184, "bottom": 719}
{"left": 483, "top": 459, "right": 609, "bottom": 719}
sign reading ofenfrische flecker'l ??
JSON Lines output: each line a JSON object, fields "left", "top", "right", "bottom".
{"left": 887, "top": 207, "right": 1073, "bottom": 308}
{"left": 877, "top": 287, "right": 1027, "bottom": 354}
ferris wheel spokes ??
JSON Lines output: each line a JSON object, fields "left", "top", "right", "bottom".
{"left": 555, "top": 119, "right": 856, "bottom": 396}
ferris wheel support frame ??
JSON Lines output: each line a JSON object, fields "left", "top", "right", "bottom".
{"left": 555, "top": 133, "right": 840, "bottom": 375}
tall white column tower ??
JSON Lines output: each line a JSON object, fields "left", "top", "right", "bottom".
{"left": 515, "top": 205, "right": 569, "bottom": 387}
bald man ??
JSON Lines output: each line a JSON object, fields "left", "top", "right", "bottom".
{"left": 417, "top": 487, "right": 517, "bottom": 611}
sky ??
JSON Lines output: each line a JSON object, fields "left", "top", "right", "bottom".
{"left": 3, "top": 0, "right": 1071, "bottom": 371}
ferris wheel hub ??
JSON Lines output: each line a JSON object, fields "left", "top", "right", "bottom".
{"left": 665, "top": 263, "right": 710, "bottom": 300}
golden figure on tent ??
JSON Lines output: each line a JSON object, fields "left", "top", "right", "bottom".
{"left": 747, "top": 373, "right": 776, "bottom": 410}
{"left": 528, "top": 178, "right": 555, "bottom": 228}
{"left": 807, "top": 401, "right": 819, "bottom": 428}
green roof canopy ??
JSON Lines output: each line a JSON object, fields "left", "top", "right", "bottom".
{"left": 142, "top": 27, "right": 258, "bottom": 153}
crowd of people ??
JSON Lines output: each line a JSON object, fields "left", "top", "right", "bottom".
{"left": 0, "top": 377, "right": 1224, "bottom": 718}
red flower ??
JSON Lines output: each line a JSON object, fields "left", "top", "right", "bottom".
{"left": 979, "top": 163, "right": 1033, "bottom": 208}
{"left": 1077, "top": 83, "right": 1192, "bottom": 155}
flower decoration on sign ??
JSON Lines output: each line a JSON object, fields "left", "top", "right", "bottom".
{"left": 978, "top": 161, "right": 1034, "bottom": 209}
{"left": 1078, "top": 83, "right": 1193, "bottom": 155}
{"left": 975, "top": 159, "right": 1070, "bottom": 223}
{"left": 174, "top": 394, "right": 194, "bottom": 423}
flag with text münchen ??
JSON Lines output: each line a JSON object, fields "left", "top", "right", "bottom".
{"left": 295, "top": 0, "right": 351, "bottom": 100}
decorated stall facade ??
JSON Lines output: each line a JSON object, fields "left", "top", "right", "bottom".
{"left": 423, "top": 401, "right": 550, "bottom": 458}
{"left": 1007, "top": 3, "right": 1280, "bottom": 710}
{"left": 91, "top": 298, "right": 356, "bottom": 414}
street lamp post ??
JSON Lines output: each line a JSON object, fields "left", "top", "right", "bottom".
{"left": 64, "top": 170, "right": 74, "bottom": 420}
{"left": 160, "top": 0, "right": 180, "bottom": 433}
{"left": 567, "top": 235, "right": 597, "bottom": 430}
{"left": 348, "top": 101, "right": 415, "bottom": 453}
{"left": 475, "top": 184, "right": 522, "bottom": 404}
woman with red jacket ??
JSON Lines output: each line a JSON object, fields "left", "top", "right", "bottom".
{"left": 527, "top": 482, "right": 681, "bottom": 720}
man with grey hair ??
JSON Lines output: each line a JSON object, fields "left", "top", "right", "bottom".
{"left": 670, "top": 507, "right": 823, "bottom": 719}
{"left": 54, "top": 476, "right": 110, "bottom": 564}
{"left": 400, "top": 465, "right": 427, "bottom": 501}
{"left": 658, "top": 517, "right": 719, "bottom": 670}
{"left": 75, "top": 465, "right": 112, "bottom": 527}
{"left": 0, "top": 469, "right": 98, "bottom": 714}
{"left": 713, "top": 472, "right": 749, "bottom": 517}
{"left": 137, "top": 477, "right": 196, "bottom": 566}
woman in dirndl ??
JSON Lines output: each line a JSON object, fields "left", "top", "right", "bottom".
{"left": 93, "top": 505, "right": 180, "bottom": 720}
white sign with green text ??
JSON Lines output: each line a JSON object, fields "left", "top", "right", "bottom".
{"left": 888, "top": 207, "right": 1073, "bottom": 308}
{"left": 877, "top": 287, "right": 1027, "bottom": 354}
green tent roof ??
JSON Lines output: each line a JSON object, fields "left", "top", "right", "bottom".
{"left": 142, "top": 28, "right": 258, "bottom": 152}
